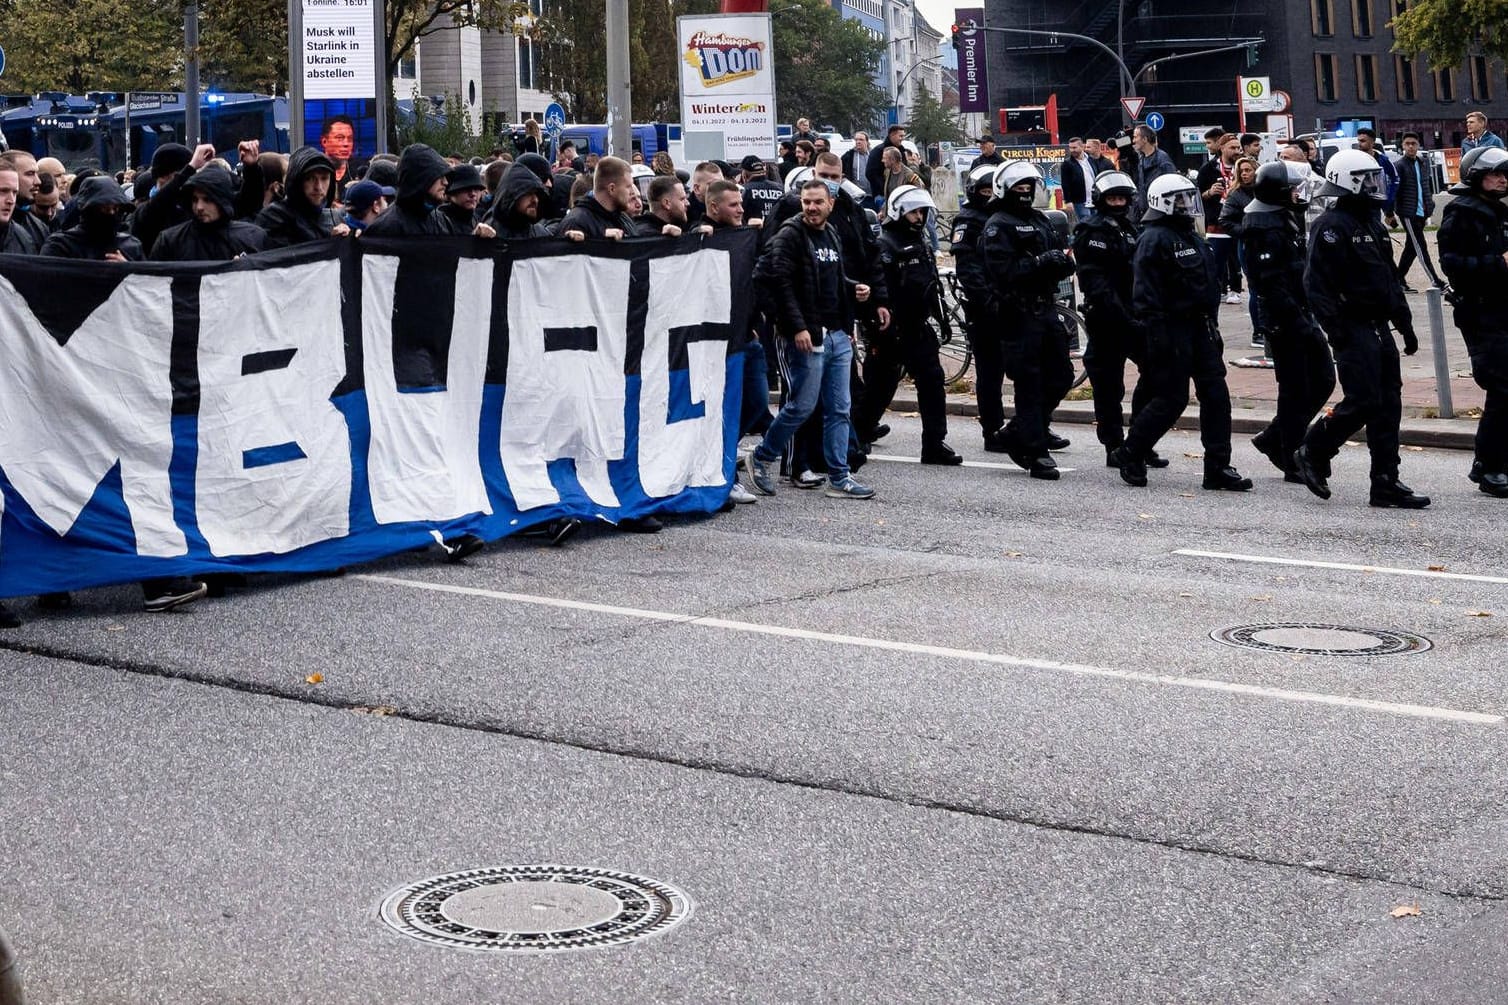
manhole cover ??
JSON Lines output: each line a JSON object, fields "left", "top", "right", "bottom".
{"left": 379, "top": 865, "right": 691, "bottom": 952}
{"left": 1211, "top": 623, "right": 1432, "bottom": 656}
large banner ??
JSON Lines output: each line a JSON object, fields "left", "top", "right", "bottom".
{"left": 677, "top": 13, "right": 777, "bottom": 162}
{"left": 0, "top": 231, "right": 755, "bottom": 598}
{"left": 955, "top": 8, "right": 990, "bottom": 115}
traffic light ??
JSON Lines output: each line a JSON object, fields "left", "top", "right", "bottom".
{"left": 951, "top": 23, "right": 962, "bottom": 55}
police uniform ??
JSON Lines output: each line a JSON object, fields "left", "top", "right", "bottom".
{"left": 1240, "top": 177, "right": 1334, "bottom": 478}
{"left": 1072, "top": 209, "right": 1149, "bottom": 456}
{"left": 1438, "top": 184, "right": 1508, "bottom": 496}
{"left": 978, "top": 190, "right": 1075, "bottom": 476}
{"left": 949, "top": 198, "right": 1008, "bottom": 446}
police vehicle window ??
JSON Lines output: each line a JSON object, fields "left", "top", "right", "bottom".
{"left": 46, "top": 127, "right": 100, "bottom": 169}
{"left": 208, "top": 111, "right": 265, "bottom": 157}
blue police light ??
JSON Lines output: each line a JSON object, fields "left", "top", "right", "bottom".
{"left": 205, "top": 92, "right": 227, "bottom": 105}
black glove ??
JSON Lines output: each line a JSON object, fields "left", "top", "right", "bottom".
{"left": 1399, "top": 323, "right": 1419, "bottom": 356}
{"left": 1036, "top": 249, "right": 1074, "bottom": 280}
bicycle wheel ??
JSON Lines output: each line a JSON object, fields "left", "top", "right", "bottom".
{"left": 934, "top": 275, "right": 974, "bottom": 384}
{"left": 1057, "top": 303, "right": 1091, "bottom": 389}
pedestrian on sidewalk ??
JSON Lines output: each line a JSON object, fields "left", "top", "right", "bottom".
{"left": 1393, "top": 132, "right": 1439, "bottom": 290}
{"left": 1292, "top": 151, "right": 1429, "bottom": 508}
{"left": 1241, "top": 161, "right": 1334, "bottom": 482}
{"left": 1111, "top": 174, "right": 1251, "bottom": 492}
{"left": 1437, "top": 146, "right": 1508, "bottom": 498}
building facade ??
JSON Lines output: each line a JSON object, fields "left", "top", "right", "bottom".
{"left": 399, "top": 7, "right": 556, "bottom": 135}
{"left": 982, "top": 0, "right": 1508, "bottom": 161}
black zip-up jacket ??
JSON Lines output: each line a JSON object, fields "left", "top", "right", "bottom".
{"left": 1393, "top": 154, "right": 1437, "bottom": 219}
{"left": 979, "top": 201, "right": 1074, "bottom": 311}
{"left": 1304, "top": 199, "right": 1410, "bottom": 332}
{"left": 1132, "top": 217, "right": 1221, "bottom": 334}
{"left": 877, "top": 220, "right": 940, "bottom": 328}
{"left": 0, "top": 220, "right": 37, "bottom": 254}
{"left": 947, "top": 200, "right": 992, "bottom": 311}
{"left": 1439, "top": 189, "right": 1508, "bottom": 332}
{"left": 766, "top": 187, "right": 888, "bottom": 306}
{"left": 558, "top": 193, "right": 635, "bottom": 239}
{"left": 755, "top": 215, "right": 855, "bottom": 346}
{"left": 1240, "top": 207, "right": 1310, "bottom": 321}
{"left": 255, "top": 146, "right": 340, "bottom": 248}
{"left": 1071, "top": 211, "right": 1138, "bottom": 318}
{"left": 149, "top": 167, "right": 267, "bottom": 261}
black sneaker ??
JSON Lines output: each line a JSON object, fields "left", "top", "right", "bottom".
{"left": 1110, "top": 447, "right": 1147, "bottom": 486}
{"left": 0, "top": 602, "right": 21, "bottom": 629}
{"left": 618, "top": 515, "right": 664, "bottom": 534}
{"left": 1203, "top": 466, "right": 1254, "bottom": 492}
{"left": 1369, "top": 476, "right": 1430, "bottom": 509}
{"left": 442, "top": 533, "right": 486, "bottom": 563}
{"left": 1145, "top": 449, "right": 1170, "bottom": 469}
{"left": 1292, "top": 446, "right": 1332, "bottom": 500}
{"left": 548, "top": 518, "right": 582, "bottom": 546}
{"left": 1251, "top": 433, "right": 1290, "bottom": 475}
{"left": 870, "top": 423, "right": 891, "bottom": 443}
{"left": 141, "top": 578, "right": 208, "bottom": 613}
{"left": 1046, "top": 430, "right": 1071, "bottom": 450}
{"left": 920, "top": 443, "right": 963, "bottom": 465}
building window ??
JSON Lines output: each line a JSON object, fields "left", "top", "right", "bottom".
{"left": 518, "top": 38, "right": 536, "bottom": 91}
{"left": 1395, "top": 54, "right": 1417, "bottom": 101}
{"left": 1312, "top": 0, "right": 1334, "bottom": 35}
{"left": 1315, "top": 52, "right": 1339, "bottom": 101}
{"left": 1355, "top": 54, "right": 1378, "bottom": 101}
{"left": 396, "top": 55, "right": 417, "bottom": 79}
{"left": 1435, "top": 67, "right": 1456, "bottom": 102}
{"left": 1471, "top": 55, "right": 1492, "bottom": 101}
{"left": 1353, "top": 0, "right": 1373, "bottom": 36}
{"left": 1391, "top": 0, "right": 1408, "bottom": 13}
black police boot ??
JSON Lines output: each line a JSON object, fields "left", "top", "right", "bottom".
{"left": 618, "top": 515, "right": 664, "bottom": 533}
{"left": 1105, "top": 443, "right": 1125, "bottom": 468}
{"left": 920, "top": 442, "right": 963, "bottom": 465}
{"left": 442, "top": 533, "right": 486, "bottom": 562}
{"left": 1046, "top": 429, "right": 1071, "bottom": 450}
{"left": 1470, "top": 461, "right": 1508, "bottom": 498}
{"left": 0, "top": 602, "right": 20, "bottom": 629}
{"left": 1292, "top": 445, "right": 1332, "bottom": 500}
{"left": 1251, "top": 431, "right": 1291, "bottom": 475}
{"left": 1109, "top": 446, "right": 1147, "bottom": 486}
{"left": 1203, "top": 464, "right": 1254, "bottom": 492}
{"left": 982, "top": 428, "right": 1011, "bottom": 453}
{"left": 1370, "top": 475, "right": 1430, "bottom": 509}
{"left": 870, "top": 423, "right": 891, "bottom": 443}
{"left": 1145, "top": 448, "right": 1171, "bottom": 468}
{"left": 1027, "top": 455, "right": 1060, "bottom": 480}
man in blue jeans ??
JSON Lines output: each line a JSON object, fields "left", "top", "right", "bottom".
{"left": 748, "top": 178, "right": 886, "bottom": 499}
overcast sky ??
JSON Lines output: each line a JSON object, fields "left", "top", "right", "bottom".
{"left": 913, "top": 0, "right": 962, "bottom": 70}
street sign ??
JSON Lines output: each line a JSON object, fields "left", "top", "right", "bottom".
{"left": 1120, "top": 96, "right": 1145, "bottom": 120}
{"left": 1144, "top": 111, "right": 1164, "bottom": 131}
{"left": 544, "top": 102, "right": 566, "bottom": 134}
{"left": 0, "top": 45, "right": 6, "bottom": 78}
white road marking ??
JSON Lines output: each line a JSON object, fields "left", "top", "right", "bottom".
{"left": 867, "top": 453, "right": 1078, "bottom": 474}
{"left": 354, "top": 573, "right": 1503, "bottom": 727}
{"left": 1175, "top": 549, "right": 1508, "bottom": 585}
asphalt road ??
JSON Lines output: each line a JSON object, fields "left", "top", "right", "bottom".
{"left": 3, "top": 416, "right": 1506, "bottom": 1003}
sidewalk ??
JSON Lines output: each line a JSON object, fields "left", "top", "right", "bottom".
{"left": 908, "top": 238, "right": 1483, "bottom": 450}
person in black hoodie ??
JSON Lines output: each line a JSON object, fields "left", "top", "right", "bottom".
{"left": 363, "top": 143, "right": 468, "bottom": 237}
{"left": 41, "top": 177, "right": 144, "bottom": 260}
{"left": 150, "top": 165, "right": 267, "bottom": 261}
{"left": 487, "top": 162, "right": 552, "bottom": 240}
{"left": 558, "top": 156, "right": 637, "bottom": 240}
{"left": 438, "top": 163, "right": 496, "bottom": 237}
{"left": 254, "top": 145, "right": 350, "bottom": 248}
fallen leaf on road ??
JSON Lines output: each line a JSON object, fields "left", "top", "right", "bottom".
{"left": 1389, "top": 903, "right": 1422, "bottom": 919}
{"left": 1184, "top": 452, "right": 1203, "bottom": 459}
{"left": 1179, "top": 592, "right": 1194, "bottom": 598}
{"left": 874, "top": 519, "right": 886, "bottom": 526}
{"left": 352, "top": 705, "right": 396, "bottom": 716}
{"left": 305, "top": 673, "right": 324, "bottom": 684}
{"left": 1004, "top": 551, "right": 1023, "bottom": 558}
{"left": 1137, "top": 513, "right": 1155, "bottom": 520}
{"left": 105, "top": 624, "right": 125, "bottom": 632}
{"left": 1427, "top": 564, "right": 1447, "bottom": 572}
{"left": 1406, "top": 445, "right": 1425, "bottom": 452}
{"left": 1429, "top": 598, "right": 1442, "bottom": 605}
{"left": 1179, "top": 492, "right": 1195, "bottom": 498}
{"left": 1251, "top": 595, "right": 1272, "bottom": 602}
{"left": 1467, "top": 611, "right": 1494, "bottom": 618}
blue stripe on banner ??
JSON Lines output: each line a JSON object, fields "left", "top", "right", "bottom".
{"left": 242, "top": 442, "right": 309, "bottom": 468}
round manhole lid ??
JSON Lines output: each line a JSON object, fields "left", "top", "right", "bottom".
{"left": 1211, "top": 623, "right": 1432, "bottom": 656}
{"left": 380, "top": 865, "right": 692, "bottom": 952}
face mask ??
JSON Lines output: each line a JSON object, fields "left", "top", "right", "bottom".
{"left": 823, "top": 180, "right": 841, "bottom": 198}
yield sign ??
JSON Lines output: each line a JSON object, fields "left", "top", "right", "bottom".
{"left": 1120, "top": 95, "right": 1146, "bottom": 120}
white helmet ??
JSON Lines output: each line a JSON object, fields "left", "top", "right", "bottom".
{"left": 885, "top": 183, "right": 936, "bottom": 223}
{"left": 1322, "top": 148, "right": 1385, "bottom": 200}
{"left": 630, "top": 163, "right": 656, "bottom": 197}
{"left": 966, "top": 163, "right": 997, "bottom": 195}
{"left": 1090, "top": 170, "right": 1136, "bottom": 208}
{"left": 993, "top": 159, "right": 1043, "bottom": 198}
{"left": 784, "top": 165, "right": 815, "bottom": 192}
{"left": 1143, "top": 173, "right": 1202, "bottom": 220}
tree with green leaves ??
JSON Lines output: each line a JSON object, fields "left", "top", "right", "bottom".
{"left": 906, "top": 85, "right": 963, "bottom": 149}
{"left": 767, "top": 0, "right": 887, "bottom": 133}
{"left": 1391, "top": 0, "right": 1508, "bottom": 69}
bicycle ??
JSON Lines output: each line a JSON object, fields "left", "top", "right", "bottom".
{"left": 935, "top": 269, "right": 1091, "bottom": 389}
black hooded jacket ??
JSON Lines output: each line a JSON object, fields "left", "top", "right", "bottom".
{"left": 363, "top": 144, "right": 466, "bottom": 237}
{"left": 255, "top": 146, "right": 340, "bottom": 248}
{"left": 150, "top": 167, "right": 267, "bottom": 261}
{"left": 1440, "top": 189, "right": 1508, "bottom": 333}
{"left": 558, "top": 192, "right": 636, "bottom": 239}
{"left": 487, "top": 163, "right": 553, "bottom": 240}
{"left": 0, "top": 219, "right": 38, "bottom": 254}
{"left": 41, "top": 178, "right": 144, "bottom": 260}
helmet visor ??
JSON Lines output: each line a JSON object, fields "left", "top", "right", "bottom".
{"left": 1168, "top": 189, "right": 1203, "bottom": 217}
{"left": 1356, "top": 168, "right": 1385, "bottom": 200}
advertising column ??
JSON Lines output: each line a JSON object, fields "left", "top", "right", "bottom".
{"left": 290, "top": 0, "right": 386, "bottom": 197}
{"left": 677, "top": 13, "right": 777, "bottom": 162}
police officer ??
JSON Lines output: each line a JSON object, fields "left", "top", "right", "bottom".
{"left": 949, "top": 164, "right": 1012, "bottom": 452}
{"left": 1112, "top": 174, "right": 1252, "bottom": 492}
{"left": 1072, "top": 170, "right": 1165, "bottom": 469}
{"left": 1242, "top": 161, "right": 1334, "bottom": 482}
{"left": 1438, "top": 145, "right": 1508, "bottom": 498}
{"left": 856, "top": 184, "right": 961, "bottom": 464}
{"left": 1292, "top": 150, "right": 1429, "bottom": 508}
{"left": 978, "top": 160, "right": 1076, "bottom": 478}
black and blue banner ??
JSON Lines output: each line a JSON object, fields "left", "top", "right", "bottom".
{"left": 0, "top": 230, "right": 755, "bottom": 597}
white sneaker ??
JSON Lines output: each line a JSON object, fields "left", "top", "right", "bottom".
{"left": 793, "top": 469, "right": 826, "bottom": 489}
{"left": 729, "top": 482, "right": 758, "bottom": 504}
{"left": 1224, "top": 291, "right": 1242, "bottom": 304}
